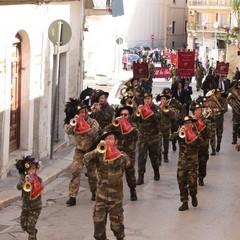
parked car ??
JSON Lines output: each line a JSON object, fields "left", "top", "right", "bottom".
{"left": 125, "top": 53, "right": 140, "bottom": 69}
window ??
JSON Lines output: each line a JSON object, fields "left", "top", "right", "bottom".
{"left": 173, "top": 0, "right": 176, "bottom": 3}
{"left": 172, "top": 21, "right": 175, "bottom": 34}
{"left": 172, "top": 41, "right": 175, "bottom": 48}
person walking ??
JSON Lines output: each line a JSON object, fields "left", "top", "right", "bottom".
{"left": 83, "top": 130, "right": 134, "bottom": 240}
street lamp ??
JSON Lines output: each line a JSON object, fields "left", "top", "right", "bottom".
{"left": 214, "top": 21, "right": 219, "bottom": 49}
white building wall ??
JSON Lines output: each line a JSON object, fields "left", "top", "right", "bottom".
{"left": 0, "top": 1, "right": 83, "bottom": 178}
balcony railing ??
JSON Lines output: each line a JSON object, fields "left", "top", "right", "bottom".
{"left": 188, "top": 0, "right": 231, "bottom": 7}
{"left": 85, "top": 0, "right": 112, "bottom": 15}
{"left": 187, "top": 22, "right": 228, "bottom": 33}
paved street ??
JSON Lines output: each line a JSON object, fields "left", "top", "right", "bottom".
{"left": 1, "top": 74, "right": 240, "bottom": 240}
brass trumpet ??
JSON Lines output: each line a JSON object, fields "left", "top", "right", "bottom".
{"left": 178, "top": 127, "right": 185, "bottom": 138}
{"left": 162, "top": 104, "right": 170, "bottom": 113}
{"left": 70, "top": 118, "right": 77, "bottom": 126}
{"left": 112, "top": 119, "right": 120, "bottom": 127}
{"left": 125, "top": 98, "right": 134, "bottom": 107}
{"left": 97, "top": 141, "right": 106, "bottom": 153}
{"left": 23, "top": 175, "right": 32, "bottom": 192}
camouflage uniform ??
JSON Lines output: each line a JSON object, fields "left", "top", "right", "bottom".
{"left": 158, "top": 109, "right": 175, "bottom": 164}
{"left": 170, "top": 66, "right": 178, "bottom": 84}
{"left": 148, "top": 61, "right": 156, "bottom": 85}
{"left": 91, "top": 103, "right": 115, "bottom": 130}
{"left": 195, "top": 65, "right": 206, "bottom": 91}
{"left": 65, "top": 117, "right": 100, "bottom": 198}
{"left": 132, "top": 103, "right": 160, "bottom": 181}
{"left": 83, "top": 149, "right": 133, "bottom": 240}
{"left": 213, "top": 97, "right": 228, "bottom": 152}
{"left": 195, "top": 118, "right": 210, "bottom": 184}
{"left": 232, "top": 111, "right": 240, "bottom": 144}
{"left": 168, "top": 98, "right": 186, "bottom": 150}
{"left": 170, "top": 131, "right": 202, "bottom": 204}
{"left": 104, "top": 123, "right": 138, "bottom": 191}
{"left": 17, "top": 175, "right": 42, "bottom": 240}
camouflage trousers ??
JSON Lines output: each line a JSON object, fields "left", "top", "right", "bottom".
{"left": 158, "top": 129, "right": 170, "bottom": 164}
{"left": 195, "top": 77, "right": 203, "bottom": 90}
{"left": 125, "top": 155, "right": 136, "bottom": 189}
{"left": 138, "top": 134, "right": 159, "bottom": 175}
{"left": 21, "top": 207, "right": 42, "bottom": 240}
{"left": 209, "top": 121, "right": 216, "bottom": 150}
{"left": 215, "top": 117, "right": 224, "bottom": 145}
{"left": 177, "top": 161, "right": 198, "bottom": 202}
{"left": 69, "top": 148, "right": 97, "bottom": 197}
{"left": 198, "top": 146, "right": 209, "bottom": 180}
{"left": 93, "top": 199, "right": 124, "bottom": 240}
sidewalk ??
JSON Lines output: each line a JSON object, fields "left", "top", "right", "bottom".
{"left": 0, "top": 71, "right": 128, "bottom": 210}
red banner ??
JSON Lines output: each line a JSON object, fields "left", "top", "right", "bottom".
{"left": 154, "top": 67, "right": 170, "bottom": 78}
{"left": 177, "top": 50, "right": 195, "bottom": 77}
{"left": 133, "top": 62, "right": 149, "bottom": 78}
{"left": 215, "top": 61, "right": 229, "bottom": 76}
{"left": 170, "top": 53, "right": 177, "bottom": 66}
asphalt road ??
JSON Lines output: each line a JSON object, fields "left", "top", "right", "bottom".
{"left": 1, "top": 75, "right": 240, "bottom": 240}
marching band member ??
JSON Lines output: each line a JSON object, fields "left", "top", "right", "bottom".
{"left": 83, "top": 130, "right": 134, "bottom": 240}
{"left": 132, "top": 92, "right": 160, "bottom": 185}
{"left": 91, "top": 91, "right": 115, "bottom": 130}
{"left": 162, "top": 87, "right": 186, "bottom": 151}
{"left": 170, "top": 116, "right": 202, "bottom": 211}
{"left": 156, "top": 93, "right": 175, "bottom": 164}
{"left": 64, "top": 99, "right": 100, "bottom": 206}
{"left": 15, "top": 156, "right": 44, "bottom": 240}
{"left": 191, "top": 103, "right": 210, "bottom": 186}
{"left": 104, "top": 106, "right": 138, "bottom": 201}
{"left": 228, "top": 80, "right": 240, "bottom": 145}
{"left": 211, "top": 88, "right": 228, "bottom": 153}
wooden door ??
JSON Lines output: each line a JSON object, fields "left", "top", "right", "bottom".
{"left": 9, "top": 41, "right": 21, "bottom": 152}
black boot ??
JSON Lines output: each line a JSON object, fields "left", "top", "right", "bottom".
{"left": 136, "top": 174, "right": 144, "bottom": 185}
{"left": 154, "top": 169, "right": 160, "bottom": 181}
{"left": 130, "top": 188, "right": 138, "bottom": 201}
{"left": 179, "top": 202, "right": 188, "bottom": 211}
{"left": 210, "top": 149, "right": 216, "bottom": 156}
{"left": 172, "top": 143, "right": 177, "bottom": 151}
{"left": 216, "top": 143, "right": 220, "bottom": 152}
{"left": 91, "top": 192, "right": 96, "bottom": 201}
{"left": 66, "top": 197, "right": 76, "bottom": 206}
{"left": 232, "top": 138, "right": 237, "bottom": 144}
{"left": 163, "top": 153, "right": 169, "bottom": 163}
{"left": 35, "top": 229, "right": 38, "bottom": 240}
{"left": 191, "top": 195, "right": 198, "bottom": 207}
{"left": 199, "top": 178, "right": 204, "bottom": 186}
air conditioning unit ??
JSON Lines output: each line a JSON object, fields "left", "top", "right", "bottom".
{"left": 189, "top": 10, "right": 195, "bottom": 16}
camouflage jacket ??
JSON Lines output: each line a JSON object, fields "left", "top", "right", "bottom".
{"left": 168, "top": 98, "right": 186, "bottom": 121}
{"left": 65, "top": 117, "right": 100, "bottom": 152}
{"left": 170, "top": 68, "right": 178, "bottom": 79}
{"left": 132, "top": 103, "right": 160, "bottom": 136}
{"left": 91, "top": 103, "right": 115, "bottom": 129}
{"left": 17, "top": 175, "right": 42, "bottom": 210}
{"left": 214, "top": 96, "right": 228, "bottom": 121}
{"left": 104, "top": 122, "right": 138, "bottom": 159}
{"left": 195, "top": 66, "right": 206, "bottom": 79}
{"left": 83, "top": 150, "right": 133, "bottom": 201}
{"left": 170, "top": 131, "right": 202, "bottom": 164}
{"left": 158, "top": 109, "right": 175, "bottom": 131}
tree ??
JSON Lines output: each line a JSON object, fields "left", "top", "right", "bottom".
{"left": 232, "top": 0, "right": 240, "bottom": 28}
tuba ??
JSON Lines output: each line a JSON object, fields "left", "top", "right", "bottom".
{"left": 206, "top": 89, "right": 223, "bottom": 115}
{"left": 226, "top": 84, "right": 240, "bottom": 114}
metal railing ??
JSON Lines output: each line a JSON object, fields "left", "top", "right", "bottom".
{"left": 187, "top": 22, "right": 228, "bottom": 33}
{"left": 188, "top": 0, "right": 231, "bottom": 7}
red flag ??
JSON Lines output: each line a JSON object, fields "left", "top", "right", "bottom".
{"left": 215, "top": 61, "right": 229, "bottom": 76}
{"left": 133, "top": 62, "right": 149, "bottom": 78}
{"left": 185, "top": 127, "right": 198, "bottom": 144}
{"left": 177, "top": 50, "right": 195, "bottom": 77}
{"left": 104, "top": 143, "right": 122, "bottom": 161}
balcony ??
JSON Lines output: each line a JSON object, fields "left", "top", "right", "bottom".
{"left": 85, "top": 0, "right": 112, "bottom": 16}
{"left": 188, "top": 0, "right": 231, "bottom": 9}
